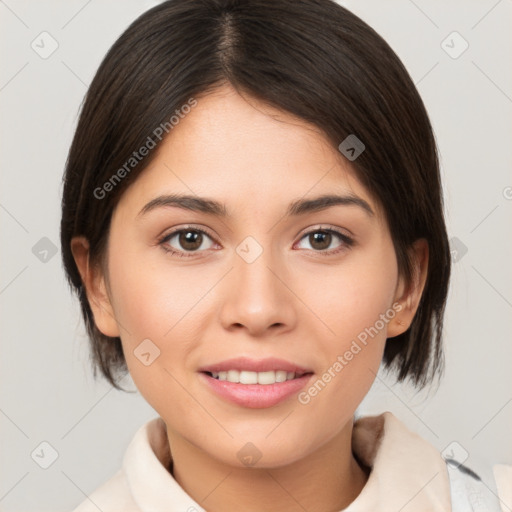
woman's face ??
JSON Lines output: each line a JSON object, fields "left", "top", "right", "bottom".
{"left": 85, "top": 84, "right": 413, "bottom": 467}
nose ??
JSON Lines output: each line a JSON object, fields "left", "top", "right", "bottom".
{"left": 218, "top": 244, "right": 297, "bottom": 337}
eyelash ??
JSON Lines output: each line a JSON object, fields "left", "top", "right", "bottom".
{"left": 158, "top": 225, "right": 354, "bottom": 258}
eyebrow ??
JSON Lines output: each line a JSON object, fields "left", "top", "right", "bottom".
{"left": 137, "top": 193, "right": 374, "bottom": 219}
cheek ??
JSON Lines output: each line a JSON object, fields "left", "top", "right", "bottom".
{"left": 105, "top": 244, "right": 220, "bottom": 398}
{"left": 106, "top": 260, "right": 199, "bottom": 412}
{"left": 295, "top": 244, "right": 399, "bottom": 415}
{"left": 107, "top": 242, "right": 215, "bottom": 343}
{"left": 301, "top": 241, "right": 398, "bottom": 341}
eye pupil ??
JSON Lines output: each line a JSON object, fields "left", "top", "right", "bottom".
{"left": 310, "top": 231, "right": 331, "bottom": 250}
{"left": 179, "top": 230, "right": 202, "bottom": 250}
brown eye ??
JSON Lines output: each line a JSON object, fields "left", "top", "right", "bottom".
{"left": 179, "top": 230, "right": 203, "bottom": 251}
{"left": 295, "top": 228, "right": 353, "bottom": 254}
{"left": 308, "top": 231, "right": 332, "bottom": 250}
{"left": 161, "top": 228, "right": 216, "bottom": 255}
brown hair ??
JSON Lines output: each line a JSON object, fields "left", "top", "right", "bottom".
{"left": 61, "top": 0, "right": 451, "bottom": 391}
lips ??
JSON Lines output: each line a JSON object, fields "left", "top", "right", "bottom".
{"left": 199, "top": 372, "right": 314, "bottom": 408}
{"left": 198, "top": 357, "right": 314, "bottom": 408}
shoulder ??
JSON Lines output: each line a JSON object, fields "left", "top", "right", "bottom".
{"left": 70, "top": 418, "right": 163, "bottom": 512}
{"left": 351, "top": 412, "right": 453, "bottom": 511}
{"left": 494, "top": 464, "right": 512, "bottom": 512}
{"left": 71, "top": 468, "right": 140, "bottom": 512}
{"left": 352, "top": 412, "right": 512, "bottom": 511}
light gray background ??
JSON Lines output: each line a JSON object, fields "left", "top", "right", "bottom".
{"left": 1, "top": 0, "right": 511, "bottom": 510}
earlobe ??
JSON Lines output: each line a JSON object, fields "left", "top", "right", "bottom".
{"left": 388, "top": 239, "right": 429, "bottom": 338}
{"left": 70, "top": 236, "right": 120, "bottom": 338}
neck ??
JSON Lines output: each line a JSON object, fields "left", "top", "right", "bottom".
{"left": 166, "top": 419, "right": 370, "bottom": 512}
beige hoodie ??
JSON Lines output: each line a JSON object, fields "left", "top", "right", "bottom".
{"left": 71, "top": 412, "right": 511, "bottom": 512}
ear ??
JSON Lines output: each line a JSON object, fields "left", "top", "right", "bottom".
{"left": 70, "top": 236, "right": 120, "bottom": 338}
{"left": 387, "top": 238, "right": 429, "bottom": 338}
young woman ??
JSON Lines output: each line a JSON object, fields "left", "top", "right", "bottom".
{"left": 61, "top": 0, "right": 511, "bottom": 510}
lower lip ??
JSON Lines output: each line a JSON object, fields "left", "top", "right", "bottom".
{"left": 199, "top": 372, "right": 314, "bottom": 409}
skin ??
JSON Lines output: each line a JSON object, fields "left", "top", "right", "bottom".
{"left": 72, "top": 84, "right": 428, "bottom": 512}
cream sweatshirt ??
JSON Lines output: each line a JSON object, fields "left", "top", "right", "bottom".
{"left": 71, "top": 412, "right": 512, "bottom": 512}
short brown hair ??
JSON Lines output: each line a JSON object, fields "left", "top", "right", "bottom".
{"left": 61, "top": 0, "right": 451, "bottom": 391}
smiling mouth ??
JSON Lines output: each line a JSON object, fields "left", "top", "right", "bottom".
{"left": 203, "top": 369, "right": 312, "bottom": 385}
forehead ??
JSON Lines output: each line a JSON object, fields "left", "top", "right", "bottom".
{"left": 115, "top": 84, "right": 382, "bottom": 222}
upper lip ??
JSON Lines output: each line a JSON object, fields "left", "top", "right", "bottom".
{"left": 199, "top": 357, "right": 314, "bottom": 375}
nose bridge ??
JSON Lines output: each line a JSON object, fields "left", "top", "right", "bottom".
{"left": 237, "top": 245, "right": 280, "bottom": 301}
{"left": 219, "top": 235, "right": 296, "bottom": 334}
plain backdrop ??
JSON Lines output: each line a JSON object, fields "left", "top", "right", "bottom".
{"left": 1, "top": 0, "right": 511, "bottom": 510}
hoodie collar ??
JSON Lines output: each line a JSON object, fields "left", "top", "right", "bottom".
{"left": 123, "top": 411, "right": 451, "bottom": 511}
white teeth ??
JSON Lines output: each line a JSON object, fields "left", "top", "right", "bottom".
{"left": 257, "top": 371, "right": 275, "bottom": 385}
{"left": 210, "top": 370, "right": 299, "bottom": 384}
{"left": 275, "top": 370, "right": 287, "bottom": 382}
{"left": 240, "top": 370, "right": 258, "bottom": 384}
{"left": 227, "top": 370, "right": 239, "bottom": 383}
